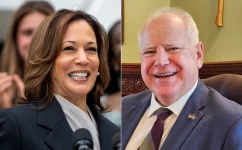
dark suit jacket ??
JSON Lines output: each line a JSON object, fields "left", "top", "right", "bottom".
{"left": 122, "top": 80, "right": 242, "bottom": 150}
{"left": 0, "top": 97, "right": 119, "bottom": 150}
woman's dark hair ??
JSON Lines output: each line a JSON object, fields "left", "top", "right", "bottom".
{"left": 19, "top": 9, "right": 110, "bottom": 111}
{"left": 104, "top": 21, "right": 121, "bottom": 94}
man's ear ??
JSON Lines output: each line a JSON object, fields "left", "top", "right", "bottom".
{"left": 196, "top": 41, "right": 204, "bottom": 69}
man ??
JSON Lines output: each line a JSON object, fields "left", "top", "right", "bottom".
{"left": 122, "top": 7, "right": 242, "bottom": 150}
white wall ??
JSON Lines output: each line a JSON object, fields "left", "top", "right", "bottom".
{"left": 0, "top": 0, "right": 121, "bottom": 40}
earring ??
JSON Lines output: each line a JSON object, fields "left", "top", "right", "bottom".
{"left": 97, "top": 72, "right": 100, "bottom": 76}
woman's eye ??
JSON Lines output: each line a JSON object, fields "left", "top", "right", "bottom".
{"left": 87, "top": 47, "right": 97, "bottom": 52}
{"left": 22, "top": 29, "right": 33, "bottom": 36}
{"left": 63, "top": 46, "right": 75, "bottom": 51}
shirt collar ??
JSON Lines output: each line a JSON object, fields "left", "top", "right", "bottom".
{"left": 148, "top": 80, "right": 198, "bottom": 117}
{"left": 54, "top": 94, "right": 94, "bottom": 121}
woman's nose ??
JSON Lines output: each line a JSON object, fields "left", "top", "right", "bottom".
{"left": 74, "top": 50, "right": 89, "bottom": 65}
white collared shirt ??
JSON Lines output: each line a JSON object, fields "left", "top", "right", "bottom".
{"left": 55, "top": 94, "right": 100, "bottom": 150}
{"left": 125, "top": 80, "right": 198, "bottom": 150}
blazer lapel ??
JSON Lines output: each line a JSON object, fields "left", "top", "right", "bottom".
{"left": 37, "top": 97, "right": 73, "bottom": 150}
{"left": 122, "top": 91, "right": 152, "bottom": 148}
{"left": 87, "top": 102, "right": 119, "bottom": 150}
{"left": 161, "top": 80, "right": 208, "bottom": 150}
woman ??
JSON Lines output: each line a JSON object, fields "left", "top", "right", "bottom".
{"left": 0, "top": 1, "right": 54, "bottom": 108}
{"left": 0, "top": 9, "right": 119, "bottom": 150}
{"left": 102, "top": 21, "right": 121, "bottom": 127}
{"left": 105, "top": 21, "right": 121, "bottom": 94}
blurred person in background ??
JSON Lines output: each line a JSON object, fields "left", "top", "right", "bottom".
{"left": 0, "top": 9, "right": 119, "bottom": 150}
{"left": 102, "top": 20, "right": 121, "bottom": 127}
{"left": 0, "top": 1, "right": 54, "bottom": 108}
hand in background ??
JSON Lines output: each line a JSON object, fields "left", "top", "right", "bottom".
{"left": 0, "top": 73, "right": 24, "bottom": 108}
{"left": 12, "top": 74, "right": 25, "bottom": 98}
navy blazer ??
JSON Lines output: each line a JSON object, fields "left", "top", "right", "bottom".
{"left": 122, "top": 80, "right": 242, "bottom": 150}
{"left": 0, "top": 97, "right": 119, "bottom": 150}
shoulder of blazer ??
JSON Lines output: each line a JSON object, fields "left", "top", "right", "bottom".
{"left": 6, "top": 103, "right": 38, "bottom": 120}
{"left": 206, "top": 86, "right": 242, "bottom": 117}
{"left": 122, "top": 90, "right": 151, "bottom": 106}
{"left": 0, "top": 107, "right": 23, "bottom": 149}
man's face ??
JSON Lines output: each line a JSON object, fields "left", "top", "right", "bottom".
{"left": 139, "top": 14, "right": 203, "bottom": 106}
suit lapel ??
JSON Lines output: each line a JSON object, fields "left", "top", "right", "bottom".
{"left": 122, "top": 91, "right": 152, "bottom": 148}
{"left": 88, "top": 102, "right": 118, "bottom": 150}
{"left": 44, "top": 119, "right": 73, "bottom": 150}
{"left": 161, "top": 80, "right": 208, "bottom": 150}
{"left": 37, "top": 97, "right": 73, "bottom": 150}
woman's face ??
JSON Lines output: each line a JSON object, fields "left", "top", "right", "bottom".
{"left": 51, "top": 20, "right": 99, "bottom": 100}
{"left": 16, "top": 12, "right": 46, "bottom": 61}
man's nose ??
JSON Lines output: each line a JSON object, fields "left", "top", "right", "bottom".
{"left": 154, "top": 48, "right": 169, "bottom": 67}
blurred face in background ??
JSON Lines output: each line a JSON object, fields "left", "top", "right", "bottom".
{"left": 111, "top": 22, "right": 121, "bottom": 62}
{"left": 16, "top": 12, "right": 46, "bottom": 60}
{"left": 52, "top": 20, "right": 100, "bottom": 101}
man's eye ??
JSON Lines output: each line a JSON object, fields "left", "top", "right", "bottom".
{"left": 167, "top": 47, "right": 180, "bottom": 51}
{"left": 144, "top": 51, "right": 155, "bottom": 55}
{"left": 63, "top": 46, "right": 75, "bottom": 51}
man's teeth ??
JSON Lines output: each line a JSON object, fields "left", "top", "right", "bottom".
{"left": 69, "top": 73, "right": 87, "bottom": 78}
{"left": 156, "top": 72, "right": 175, "bottom": 77}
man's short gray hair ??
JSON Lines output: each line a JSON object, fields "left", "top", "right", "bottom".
{"left": 138, "top": 7, "right": 199, "bottom": 46}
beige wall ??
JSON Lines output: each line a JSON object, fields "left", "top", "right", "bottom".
{"left": 122, "top": 0, "right": 170, "bottom": 63}
{"left": 171, "top": 0, "right": 242, "bottom": 62}
{"left": 122, "top": 0, "right": 242, "bottom": 63}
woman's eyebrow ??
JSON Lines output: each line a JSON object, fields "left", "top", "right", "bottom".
{"left": 62, "top": 41, "right": 76, "bottom": 45}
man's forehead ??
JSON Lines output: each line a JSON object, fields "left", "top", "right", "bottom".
{"left": 139, "top": 31, "right": 192, "bottom": 51}
{"left": 142, "top": 16, "right": 185, "bottom": 36}
{"left": 146, "top": 13, "right": 183, "bottom": 27}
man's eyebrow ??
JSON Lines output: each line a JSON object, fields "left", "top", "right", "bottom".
{"left": 162, "top": 42, "right": 180, "bottom": 46}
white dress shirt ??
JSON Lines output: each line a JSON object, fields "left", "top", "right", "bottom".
{"left": 55, "top": 94, "right": 100, "bottom": 150}
{"left": 125, "top": 80, "right": 198, "bottom": 150}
